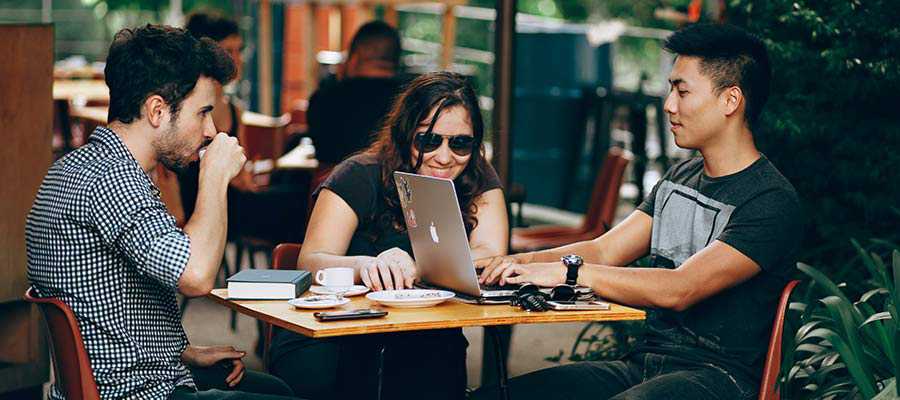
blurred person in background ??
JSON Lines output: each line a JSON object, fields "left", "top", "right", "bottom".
{"left": 307, "top": 20, "right": 406, "bottom": 174}
{"left": 182, "top": 11, "right": 307, "bottom": 260}
{"left": 179, "top": 11, "right": 257, "bottom": 221}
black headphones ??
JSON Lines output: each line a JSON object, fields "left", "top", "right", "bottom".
{"left": 511, "top": 283, "right": 578, "bottom": 312}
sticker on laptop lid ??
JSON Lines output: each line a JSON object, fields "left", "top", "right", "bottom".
{"left": 405, "top": 209, "right": 417, "bottom": 229}
{"left": 396, "top": 175, "right": 412, "bottom": 204}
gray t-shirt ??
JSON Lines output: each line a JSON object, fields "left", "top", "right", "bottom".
{"left": 635, "top": 154, "right": 802, "bottom": 382}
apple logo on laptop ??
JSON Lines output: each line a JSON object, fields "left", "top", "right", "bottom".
{"left": 429, "top": 222, "right": 440, "bottom": 244}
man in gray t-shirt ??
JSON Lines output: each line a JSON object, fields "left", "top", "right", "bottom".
{"left": 474, "top": 23, "right": 801, "bottom": 400}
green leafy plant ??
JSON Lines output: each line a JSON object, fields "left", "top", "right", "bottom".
{"left": 780, "top": 243, "right": 900, "bottom": 399}
{"left": 729, "top": 1, "right": 900, "bottom": 290}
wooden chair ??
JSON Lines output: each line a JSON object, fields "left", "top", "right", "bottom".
{"left": 23, "top": 287, "right": 101, "bottom": 400}
{"left": 241, "top": 111, "right": 291, "bottom": 184}
{"left": 261, "top": 243, "right": 303, "bottom": 369}
{"left": 510, "top": 147, "right": 632, "bottom": 252}
{"left": 758, "top": 279, "right": 801, "bottom": 400}
{"left": 286, "top": 99, "right": 309, "bottom": 137}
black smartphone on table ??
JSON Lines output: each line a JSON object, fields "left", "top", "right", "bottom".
{"left": 313, "top": 309, "right": 388, "bottom": 321}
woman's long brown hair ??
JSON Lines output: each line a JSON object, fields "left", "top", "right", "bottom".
{"left": 362, "top": 71, "right": 493, "bottom": 237}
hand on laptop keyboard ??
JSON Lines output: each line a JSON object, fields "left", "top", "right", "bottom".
{"left": 477, "top": 279, "right": 520, "bottom": 291}
{"left": 475, "top": 254, "right": 522, "bottom": 285}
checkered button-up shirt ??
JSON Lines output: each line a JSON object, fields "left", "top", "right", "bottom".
{"left": 26, "top": 127, "right": 195, "bottom": 399}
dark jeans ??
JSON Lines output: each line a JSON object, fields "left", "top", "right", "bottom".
{"left": 268, "top": 328, "right": 468, "bottom": 400}
{"left": 472, "top": 352, "right": 757, "bottom": 400}
{"left": 171, "top": 364, "right": 301, "bottom": 400}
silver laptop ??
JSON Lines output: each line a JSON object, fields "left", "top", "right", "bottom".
{"left": 393, "top": 171, "right": 518, "bottom": 300}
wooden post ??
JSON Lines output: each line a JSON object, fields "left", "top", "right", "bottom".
{"left": 491, "top": 0, "right": 515, "bottom": 187}
{"left": 0, "top": 23, "right": 52, "bottom": 396}
{"left": 311, "top": 3, "right": 333, "bottom": 87}
{"left": 441, "top": 4, "right": 456, "bottom": 70}
{"left": 282, "top": 3, "right": 309, "bottom": 109}
{"left": 328, "top": 5, "right": 342, "bottom": 51}
{"left": 340, "top": 3, "right": 364, "bottom": 51}
{"left": 482, "top": 1, "right": 516, "bottom": 382}
{"left": 304, "top": 2, "right": 317, "bottom": 94}
{"left": 358, "top": 2, "right": 375, "bottom": 25}
{"left": 384, "top": 4, "right": 399, "bottom": 27}
{"left": 258, "top": 0, "right": 274, "bottom": 115}
{"left": 314, "top": 4, "right": 332, "bottom": 52}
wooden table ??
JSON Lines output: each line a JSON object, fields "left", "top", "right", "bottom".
{"left": 275, "top": 144, "right": 318, "bottom": 171}
{"left": 208, "top": 289, "right": 644, "bottom": 337}
{"left": 69, "top": 105, "right": 108, "bottom": 124}
{"left": 208, "top": 289, "right": 645, "bottom": 399}
{"left": 53, "top": 79, "right": 109, "bottom": 103}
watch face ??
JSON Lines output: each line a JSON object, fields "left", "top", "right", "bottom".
{"left": 562, "top": 254, "right": 583, "bottom": 266}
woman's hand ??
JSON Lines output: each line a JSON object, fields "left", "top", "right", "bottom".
{"left": 358, "top": 248, "right": 417, "bottom": 291}
{"left": 181, "top": 345, "right": 246, "bottom": 387}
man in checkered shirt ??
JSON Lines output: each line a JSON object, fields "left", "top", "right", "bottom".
{"left": 26, "top": 25, "right": 302, "bottom": 400}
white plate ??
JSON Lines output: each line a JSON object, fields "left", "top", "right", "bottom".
{"left": 289, "top": 296, "right": 350, "bottom": 309}
{"left": 309, "top": 285, "right": 369, "bottom": 297}
{"left": 365, "top": 289, "right": 455, "bottom": 308}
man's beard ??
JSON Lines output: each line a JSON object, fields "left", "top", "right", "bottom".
{"left": 155, "top": 122, "right": 194, "bottom": 173}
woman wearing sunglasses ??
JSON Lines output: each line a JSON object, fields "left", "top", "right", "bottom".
{"left": 267, "top": 72, "right": 508, "bottom": 399}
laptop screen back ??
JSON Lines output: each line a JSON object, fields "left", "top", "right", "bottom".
{"left": 393, "top": 171, "right": 482, "bottom": 297}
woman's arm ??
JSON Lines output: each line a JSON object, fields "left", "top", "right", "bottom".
{"left": 298, "top": 188, "right": 414, "bottom": 290}
{"left": 297, "top": 189, "right": 375, "bottom": 281}
{"left": 467, "top": 188, "right": 508, "bottom": 259}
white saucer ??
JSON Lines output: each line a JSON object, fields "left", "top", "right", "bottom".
{"left": 366, "top": 289, "right": 455, "bottom": 308}
{"left": 309, "top": 285, "right": 369, "bottom": 297}
{"left": 289, "top": 295, "right": 350, "bottom": 309}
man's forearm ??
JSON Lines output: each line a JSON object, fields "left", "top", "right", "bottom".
{"left": 579, "top": 265, "right": 687, "bottom": 310}
{"left": 518, "top": 239, "right": 604, "bottom": 264}
{"left": 180, "top": 175, "right": 229, "bottom": 296}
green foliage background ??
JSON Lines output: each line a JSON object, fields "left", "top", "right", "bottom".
{"left": 727, "top": 0, "right": 900, "bottom": 288}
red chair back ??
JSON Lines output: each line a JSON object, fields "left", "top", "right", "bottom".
{"left": 24, "top": 287, "right": 101, "bottom": 400}
{"left": 264, "top": 243, "right": 303, "bottom": 368}
{"left": 273, "top": 243, "right": 302, "bottom": 270}
{"left": 582, "top": 148, "right": 632, "bottom": 235}
{"left": 758, "top": 279, "right": 800, "bottom": 400}
{"left": 287, "top": 99, "right": 308, "bottom": 135}
{"left": 242, "top": 112, "right": 291, "bottom": 162}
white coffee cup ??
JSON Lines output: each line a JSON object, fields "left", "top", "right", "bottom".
{"left": 315, "top": 267, "right": 354, "bottom": 288}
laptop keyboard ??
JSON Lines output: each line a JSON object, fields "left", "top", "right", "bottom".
{"left": 478, "top": 282, "right": 521, "bottom": 291}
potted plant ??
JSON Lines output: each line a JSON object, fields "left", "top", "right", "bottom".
{"left": 780, "top": 242, "right": 899, "bottom": 399}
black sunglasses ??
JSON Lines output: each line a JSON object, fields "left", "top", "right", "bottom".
{"left": 414, "top": 132, "right": 476, "bottom": 156}
{"left": 512, "top": 284, "right": 578, "bottom": 311}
